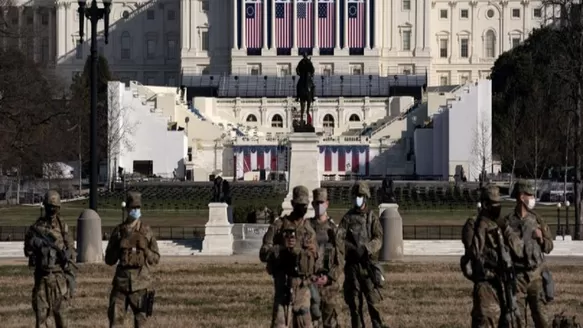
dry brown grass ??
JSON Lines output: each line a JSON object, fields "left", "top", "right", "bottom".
{"left": 0, "top": 261, "right": 581, "bottom": 328}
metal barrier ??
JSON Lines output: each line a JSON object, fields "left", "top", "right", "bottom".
{"left": 1, "top": 223, "right": 566, "bottom": 242}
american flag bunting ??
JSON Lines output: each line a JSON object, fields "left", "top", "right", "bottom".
{"left": 245, "top": 0, "right": 263, "bottom": 49}
{"left": 275, "top": 0, "right": 292, "bottom": 49}
{"left": 318, "top": 0, "right": 335, "bottom": 48}
{"left": 297, "top": 0, "right": 313, "bottom": 49}
{"left": 347, "top": 0, "right": 364, "bottom": 49}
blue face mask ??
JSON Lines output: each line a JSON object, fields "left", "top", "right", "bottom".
{"left": 355, "top": 197, "right": 364, "bottom": 208}
{"left": 129, "top": 208, "right": 141, "bottom": 220}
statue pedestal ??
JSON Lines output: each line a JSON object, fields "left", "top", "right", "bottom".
{"left": 76, "top": 209, "right": 103, "bottom": 263}
{"left": 379, "top": 203, "right": 404, "bottom": 262}
{"left": 201, "top": 203, "right": 234, "bottom": 255}
{"left": 281, "top": 133, "right": 321, "bottom": 217}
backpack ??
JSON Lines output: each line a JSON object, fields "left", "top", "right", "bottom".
{"left": 460, "top": 217, "right": 477, "bottom": 281}
{"left": 553, "top": 312, "right": 582, "bottom": 328}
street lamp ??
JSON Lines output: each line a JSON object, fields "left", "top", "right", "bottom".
{"left": 565, "top": 200, "right": 571, "bottom": 235}
{"left": 121, "top": 201, "right": 126, "bottom": 222}
{"left": 556, "top": 202, "right": 562, "bottom": 238}
{"left": 476, "top": 202, "right": 481, "bottom": 214}
{"left": 77, "top": 0, "right": 112, "bottom": 211}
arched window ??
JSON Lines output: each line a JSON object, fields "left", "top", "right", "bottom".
{"left": 323, "top": 114, "right": 335, "bottom": 127}
{"left": 349, "top": 114, "right": 361, "bottom": 122}
{"left": 121, "top": 31, "right": 131, "bottom": 59}
{"left": 485, "top": 30, "right": 496, "bottom": 58}
{"left": 246, "top": 114, "right": 258, "bottom": 122}
{"left": 271, "top": 114, "right": 283, "bottom": 128}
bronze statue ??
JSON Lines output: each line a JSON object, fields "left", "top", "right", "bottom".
{"left": 380, "top": 177, "right": 397, "bottom": 203}
{"left": 211, "top": 171, "right": 232, "bottom": 205}
{"left": 294, "top": 52, "right": 315, "bottom": 132}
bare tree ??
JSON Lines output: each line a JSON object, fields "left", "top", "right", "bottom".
{"left": 106, "top": 83, "right": 138, "bottom": 189}
{"left": 472, "top": 116, "right": 493, "bottom": 186}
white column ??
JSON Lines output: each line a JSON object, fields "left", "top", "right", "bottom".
{"left": 233, "top": 0, "right": 238, "bottom": 49}
{"left": 414, "top": 0, "right": 422, "bottom": 52}
{"left": 241, "top": 0, "right": 246, "bottom": 48}
{"left": 271, "top": 0, "right": 276, "bottom": 48}
{"left": 334, "top": 0, "right": 340, "bottom": 49}
{"left": 365, "top": 0, "right": 370, "bottom": 49}
{"left": 2, "top": 7, "right": 9, "bottom": 50}
{"left": 314, "top": 0, "right": 319, "bottom": 49}
{"left": 262, "top": 0, "right": 268, "bottom": 49}
{"left": 189, "top": 0, "right": 196, "bottom": 50}
{"left": 33, "top": 8, "right": 39, "bottom": 61}
{"left": 292, "top": 0, "right": 297, "bottom": 49}
{"left": 343, "top": 0, "right": 348, "bottom": 48}
{"left": 18, "top": 7, "right": 23, "bottom": 51}
{"left": 181, "top": 0, "right": 190, "bottom": 51}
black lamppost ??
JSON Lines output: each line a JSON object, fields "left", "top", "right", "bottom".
{"left": 556, "top": 202, "right": 562, "bottom": 238}
{"left": 565, "top": 200, "right": 571, "bottom": 235}
{"left": 77, "top": 0, "right": 112, "bottom": 211}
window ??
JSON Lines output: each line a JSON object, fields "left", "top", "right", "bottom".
{"left": 351, "top": 64, "right": 363, "bottom": 75}
{"left": 485, "top": 30, "right": 496, "bottom": 58}
{"left": 165, "top": 73, "right": 177, "bottom": 86}
{"left": 512, "top": 9, "right": 520, "bottom": 18}
{"left": 460, "top": 9, "right": 469, "bottom": 19}
{"left": 534, "top": 8, "right": 542, "bottom": 18}
{"left": 121, "top": 32, "right": 131, "bottom": 59}
{"left": 146, "top": 38, "right": 157, "bottom": 59}
{"left": 322, "top": 65, "right": 333, "bottom": 76}
{"left": 512, "top": 37, "right": 521, "bottom": 48}
{"left": 201, "top": 0, "right": 209, "bottom": 12}
{"left": 460, "top": 75, "right": 468, "bottom": 84}
{"left": 349, "top": 114, "right": 361, "bottom": 122}
{"left": 201, "top": 30, "right": 209, "bottom": 51}
{"left": 26, "top": 15, "right": 33, "bottom": 25}
{"left": 76, "top": 41, "right": 83, "bottom": 59}
{"left": 323, "top": 114, "right": 335, "bottom": 127}
{"left": 439, "top": 39, "right": 448, "bottom": 58}
{"left": 460, "top": 38, "right": 469, "bottom": 58}
{"left": 403, "top": 68, "right": 412, "bottom": 75}
{"left": 167, "top": 10, "right": 176, "bottom": 20}
{"left": 41, "top": 13, "right": 49, "bottom": 25}
{"left": 402, "top": 30, "right": 411, "bottom": 51}
{"left": 41, "top": 37, "right": 49, "bottom": 62}
{"left": 271, "top": 114, "right": 284, "bottom": 128}
{"left": 147, "top": 9, "right": 155, "bottom": 20}
{"left": 200, "top": 65, "right": 210, "bottom": 74}
{"left": 166, "top": 37, "right": 178, "bottom": 59}
{"left": 440, "top": 9, "right": 448, "bottom": 19}
{"left": 246, "top": 114, "right": 258, "bottom": 122}
{"left": 145, "top": 73, "right": 157, "bottom": 85}
{"left": 278, "top": 64, "right": 291, "bottom": 76}
{"left": 403, "top": 0, "right": 410, "bottom": 10}
{"left": 249, "top": 65, "right": 261, "bottom": 75}
{"left": 122, "top": 10, "right": 130, "bottom": 19}
{"left": 440, "top": 75, "right": 448, "bottom": 86}
{"left": 487, "top": 9, "right": 495, "bottom": 18}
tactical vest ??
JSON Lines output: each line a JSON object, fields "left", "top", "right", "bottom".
{"left": 34, "top": 218, "right": 68, "bottom": 272}
{"left": 310, "top": 218, "right": 336, "bottom": 274}
{"left": 274, "top": 216, "right": 316, "bottom": 277}
{"left": 119, "top": 222, "right": 148, "bottom": 268}
{"left": 345, "top": 211, "right": 370, "bottom": 263}
{"left": 460, "top": 216, "right": 502, "bottom": 281}
{"left": 509, "top": 214, "right": 544, "bottom": 270}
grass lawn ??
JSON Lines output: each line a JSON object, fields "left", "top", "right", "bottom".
{"left": 0, "top": 202, "right": 565, "bottom": 228}
{"left": 0, "top": 260, "right": 580, "bottom": 327}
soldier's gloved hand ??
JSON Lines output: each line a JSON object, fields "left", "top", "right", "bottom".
{"left": 356, "top": 245, "right": 368, "bottom": 259}
{"left": 31, "top": 237, "right": 46, "bottom": 249}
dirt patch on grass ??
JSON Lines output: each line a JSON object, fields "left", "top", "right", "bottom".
{"left": 0, "top": 261, "right": 581, "bottom": 328}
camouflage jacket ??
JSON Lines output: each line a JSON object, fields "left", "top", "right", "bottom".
{"left": 24, "top": 216, "right": 77, "bottom": 275}
{"left": 469, "top": 215, "right": 523, "bottom": 280}
{"left": 105, "top": 218, "right": 160, "bottom": 293}
{"left": 501, "top": 209, "right": 553, "bottom": 276}
{"left": 309, "top": 216, "right": 345, "bottom": 283}
{"left": 259, "top": 214, "right": 318, "bottom": 278}
{"left": 338, "top": 207, "right": 383, "bottom": 265}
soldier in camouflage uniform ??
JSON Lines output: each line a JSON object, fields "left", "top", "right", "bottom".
{"left": 260, "top": 185, "right": 319, "bottom": 328}
{"left": 105, "top": 192, "right": 161, "bottom": 328}
{"left": 338, "top": 181, "right": 387, "bottom": 328}
{"left": 308, "top": 188, "right": 345, "bottom": 328}
{"left": 466, "top": 185, "right": 524, "bottom": 328}
{"left": 500, "top": 180, "right": 554, "bottom": 328}
{"left": 24, "top": 190, "right": 77, "bottom": 328}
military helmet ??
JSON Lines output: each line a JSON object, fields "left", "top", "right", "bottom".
{"left": 312, "top": 188, "right": 328, "bottom": 202}
{"left": 511, "top": 180, "right": 535, "bottom": 198}
{"left": 43, "top": 190, "right": 61, "bottom": 207}
{"left": 480, "top": 184, "right": 501, "bottom": 204}
{"left": 125, "top": 191, "right": 142, "bottom": 208}
{"left": 292, "top": 185, "right": 310, "bottom": 205}
{"left": 351, "top": 181, "right": 371, "bottom": 198}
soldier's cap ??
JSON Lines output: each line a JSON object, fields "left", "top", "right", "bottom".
{"left": 126, "top": 191, "right": 142, "bottom": 208}
{"left": 43, "top": 190, "right": 61, "bottom": 207}
{"left": 292, "top": 185, "right": 310, "bottom": 205}
{"left": 480, "top": 184, "right": 501, "bottom": 203}
{"left": 312, "top": 188, "right": 328, "bottom": 202}
{"left": 351, "top": 181, "right": 371, "bottom": 198}
{"left": 212, "top": 169, "right": 222, "bottom": 177}
{"left": 511, "top": 180, "right": 534, "bottom": 198}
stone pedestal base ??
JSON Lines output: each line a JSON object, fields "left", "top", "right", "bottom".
{"left": 379, "top": 203, "right": 403, "bottom": 262}
{"left": 201, "top": 203, "right": 234, "bottom": 255}
{"left": 281, "top": 133, "right": 321, "bottom": 217}
{"left": 76, "top": 209, "right": 104, "bottom": 263}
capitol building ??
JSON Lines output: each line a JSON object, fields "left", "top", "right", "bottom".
{"left": 2, "top": 0, "right": 552, "bottom": 86}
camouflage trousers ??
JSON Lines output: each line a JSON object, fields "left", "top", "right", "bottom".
{"left": 343, "top": 265, "right": 384, "bottom": 328}
{"left": 516, "top": 273, "right": 548, "bottom": 328}
{"left": 32, "top": 273, "right": 69, "bottom": 328}
{"left": 271, "top": 278, "right": 313, "bottom": 328}
{"left": 108, "top": 288, "right": 149, "bottom": 328}
{"left": 472, "top": 280, "right": 524, "bottom": 328}
{"left": 310, "top": 281, "right": 342, "bottom": 328}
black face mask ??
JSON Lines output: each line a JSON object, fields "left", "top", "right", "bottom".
{"left": 487, "top": 204, "right": 502, "bottom": 220}
{"left": 45, "top": 206, "right": 60, "bottom": 217}
{"left": 292, "top": 204, "right": 308, "bottom": 217}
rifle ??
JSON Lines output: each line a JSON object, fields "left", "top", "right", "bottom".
{"left": 493, "top": 229, "right": 519, "bottom": 328}
{"left": 143, "top": 290, "right": 156, "bottom": 317}
{"left": 29, "top": 226, "right": 78, "bottom": 270}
